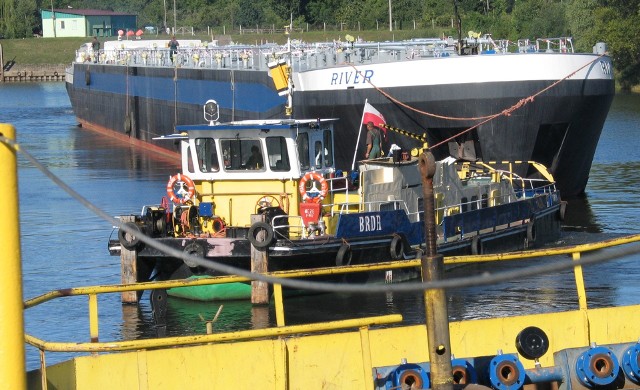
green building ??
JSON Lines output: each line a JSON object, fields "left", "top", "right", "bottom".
{"left": 41, "top": 9, "right": 137, "bottom": 38}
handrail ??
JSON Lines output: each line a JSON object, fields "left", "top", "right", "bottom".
{"left": 75, "top": 34, "right": 582, "bottom": 71}
{"left": 25, "top": 314, "right": 403, "bottom": 353}
{"left": 24, "top": 232, "right": 640, "bottom": 354}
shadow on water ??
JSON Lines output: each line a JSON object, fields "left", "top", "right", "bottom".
{"left": 563, "top": 196, "right": 602, "bottom": 233}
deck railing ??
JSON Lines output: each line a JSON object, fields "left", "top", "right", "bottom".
{"left": 74, "top": 36, "right": 578, "bottom": 73}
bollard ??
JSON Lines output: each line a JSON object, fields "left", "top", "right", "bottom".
{"left": 120, "top": 215, "right": 141, "bottom": 303}
{"left": 419, "top": 151, "right": 453, "bottom": 390}
{"left": 250, "top": 214, "right": 270, "bottom": 304}
{"left": 0, "top": 124, "right": 27, "bottom": 389}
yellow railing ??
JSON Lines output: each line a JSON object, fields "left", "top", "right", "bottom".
{"left": 23, "top": 232, "right": 640, "bottom": 355}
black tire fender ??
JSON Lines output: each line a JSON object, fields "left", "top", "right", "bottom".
{"left": 183, "top": 241, "right": 205, "bottom": 267}
{"left": 558, "top": 201, "right": 567, "bottom": 221}
{"left": 471, "top": 235, "right": 483, "bottom": 255}
{"left": 527, "top": 216, "right": 537, "bottom": 244}
{"left": 389, "top": 235, "right": 404, "bottom": 260}
{"left": 336, "top": 244, "right": 352, "bottom": 266}
{"left": 247, "top": 221, "right": 274, "bottom": 249}
{"left": 118, "top": 221, "right": 143, "bottom": 250}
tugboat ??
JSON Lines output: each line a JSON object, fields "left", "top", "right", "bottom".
{"left": 112, "top": 100, "right": 563, "bottom": 300}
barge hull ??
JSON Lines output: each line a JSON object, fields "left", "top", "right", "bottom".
{"left": 66, "top": 54, "right": 614, "bottom": 197}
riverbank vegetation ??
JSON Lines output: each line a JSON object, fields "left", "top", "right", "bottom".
{"left": 1, "top": 0, "right": 638, "bottom": 89}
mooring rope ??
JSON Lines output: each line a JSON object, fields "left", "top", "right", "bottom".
{"left": 349, "top": 53, "right": 607, "bottom": 151}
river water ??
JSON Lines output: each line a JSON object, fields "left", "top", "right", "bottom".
{"left": 1, "top": 82, "right": 639, "bottom": 371}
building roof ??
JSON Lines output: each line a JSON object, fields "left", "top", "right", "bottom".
{"left": 53, "top": 9, "right": 135, "bottom": 17}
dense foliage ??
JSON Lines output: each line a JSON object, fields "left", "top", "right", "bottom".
{"left": 1, "top": 0, "right": 638, "bottom": 88}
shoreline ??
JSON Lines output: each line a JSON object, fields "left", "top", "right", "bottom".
{"left": 1, "top": 63, "right": 67, "bottom": 82}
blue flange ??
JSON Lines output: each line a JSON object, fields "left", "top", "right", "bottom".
{"left": 575, "top": 346, "right": 620, "bottom": 387}
{"left": 451, "top": 358, "right": 478, "bottom": 384}
{"left": 622, "top": 343, "right": 640, "bottom": 384}
{"left": 386, "top": 363, "right": 430, "bottom": 390}
{"left": 488, "top": 354, "right": 525, "bottom": 390}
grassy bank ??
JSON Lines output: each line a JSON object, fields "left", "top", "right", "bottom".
{"left": 1, "top": 37, "right": 88, "bottom": 65}
{"left": 0, "top": 29, "right": 435, "bottom": 66}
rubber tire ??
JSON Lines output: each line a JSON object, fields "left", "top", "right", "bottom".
{"left": 336, "top": 244, "right": 352, "bottom": 266}
{"left": 118, "top": 222, "right": 142, "bottom": 250}
{"left": 471, "top": 235, "right": 483, "bottom": 255}
{"left": 155, "top": 216, "right": 166, "bottom": 236}
{"left": 247, "top": 221, "right": 274, "bottom": 249}
{"left": 183, "top": 242, "right": 205, "bottom": 268}
{"left": 527, "top": 216, "right": 537, "bottom": 244}
{"left": 558, "top": 201, "right": 567, "bottom": 221}
{"left": 389, "top": 236, "right": 404, "bottom": 260}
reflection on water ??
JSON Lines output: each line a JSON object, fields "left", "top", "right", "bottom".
{"left": 562, "top": 197, "right": 603, "bottom": 233}
{"left": 120, "top": 298, "right": 272, "bottom": 339}
{"left": 3, "top": 83, "right": 640, "bottom": 370}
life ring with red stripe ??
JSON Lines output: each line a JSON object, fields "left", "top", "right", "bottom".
{"left": 167, "top": 173, "right": 196, "bottom": 204}
{"left": 298, "top": 172, "right": 328, "bottom": 203}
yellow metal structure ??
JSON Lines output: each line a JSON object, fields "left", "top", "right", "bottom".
{"left": 268, "top": 60, "right": 290, "bottom": 94}
{"left": 193, "top": 176, "right": 354, "bottom": 237}
{"left": 0, "top": 124, "right": 27, "bottom": 390}
{"left": 196, "top": 178, "right": 300, "bottom": 229}
{"left": 22, "top": 233, "right": 640, "bottom": 389}
{"left": 26, "top": 306, "right": 640, "bottom": 389}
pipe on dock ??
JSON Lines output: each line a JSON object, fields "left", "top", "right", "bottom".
{"left": 419, "top": 151, "right": 454, "bottom": 390}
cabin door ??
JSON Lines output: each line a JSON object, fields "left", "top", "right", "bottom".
{"left": 307, "top": 128, "right": 334, "bottom": 171}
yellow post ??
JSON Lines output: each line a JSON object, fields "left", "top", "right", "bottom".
{"left": 0, "top": 124, "right": 27, "bottom": 389}
{"left": 89, "top": 294, "right": 99, "bottom": 342}
{"left": 572, "top": 252, "right": 588, "bottom": 310}
{"left": 273, "top": 283, "right": 285, "bottom": 326}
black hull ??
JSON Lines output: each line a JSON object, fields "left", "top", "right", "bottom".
{"left": 294, "top": 80, "right": 614, "bottom": 198}
{"left": 66, "top": 63, "right": 614, "bottom": 197}
{"left": 132, "top": 205, "right": 561, "bottom": 283}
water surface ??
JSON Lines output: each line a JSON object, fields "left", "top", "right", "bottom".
{"left": 1, "top": 83, "right": 639, "bottom": 370}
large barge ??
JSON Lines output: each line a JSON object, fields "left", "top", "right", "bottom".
{"left": 65, "top": 36, "right": 615, "bottom": 197}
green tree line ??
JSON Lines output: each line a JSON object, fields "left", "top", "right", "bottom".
{"left": 1, "top": 0, "right": 638, "bottom": 88}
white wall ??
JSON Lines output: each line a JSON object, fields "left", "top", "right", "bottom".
{"left": 42, "top": 15, "right": 87, "bottom": 38}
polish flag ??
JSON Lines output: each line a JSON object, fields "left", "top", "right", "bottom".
{"left": 361, "top": 102, "right": 387, "bottom": 130}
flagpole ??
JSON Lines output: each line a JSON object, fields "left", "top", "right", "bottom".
{"left": 352, "top": 98, "right": 368, "bottom": 171}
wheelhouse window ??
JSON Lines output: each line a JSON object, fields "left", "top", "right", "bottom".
{"left": 379, "top": 201, "right": 401, "bottom": 212}
{"left": 297, "top": 133, "right": 310, "bottom": 171}
{"left": 266, "top": 136, "right": 290, "bottom": 171}
{"left": 314, "top": 140, "right": 323, "bottom": 168}
{"left": 195, "top": 138, "right": 219, "bottom": 172}
{"left": 323, "top": 129, "right": 334, "bottom": 166}
{"left": 221, "top": 139, "right": 264, "bottom": 171}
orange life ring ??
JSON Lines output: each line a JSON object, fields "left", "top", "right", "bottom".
{"left": 298, "top": 172, "right": 328, "bottom": 203}
{"left": 166, "top": 173, "right": 196, "bottom": 204}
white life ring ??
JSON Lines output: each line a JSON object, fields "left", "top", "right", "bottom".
{"left": 167, "top": 173, "right": 196, "bottom": 204}
{"left": 298, "top": 172, "right": 328, "bottom": 203}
